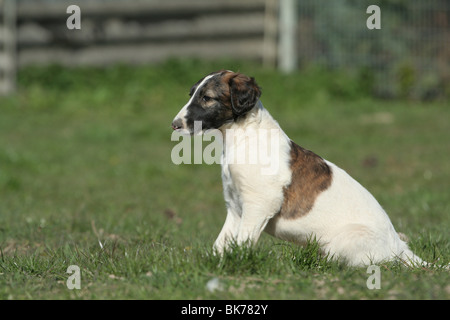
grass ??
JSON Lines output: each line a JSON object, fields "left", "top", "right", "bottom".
{"left": 0, "top": 59, "right": 449, "bottom": 300}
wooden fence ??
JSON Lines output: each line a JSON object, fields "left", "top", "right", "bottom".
{"left": 0, "top": 0, "right": 16, "bottom": 94}
{"left": 13, "top": 0, "right": 274, "bottom": 67}
{"left": 3, "top": 0, "right": 448, "bottom": 99}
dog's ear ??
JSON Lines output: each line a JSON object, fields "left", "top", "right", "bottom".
{"left": 229, "top": 73, "right": 261, "bottom": 118}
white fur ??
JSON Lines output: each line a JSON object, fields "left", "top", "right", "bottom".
{"left": 214, "top": 101, "right": 424, "bottom": 267}
{"left": 214, "top": 101, "right": 291, "bottom": 252}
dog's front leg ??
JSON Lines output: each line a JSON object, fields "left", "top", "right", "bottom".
{"left": 235, "top": 204, "right": 274, "bottom": 247}
{"left": 213, "top": 209, "right": 241, "bottom": 254}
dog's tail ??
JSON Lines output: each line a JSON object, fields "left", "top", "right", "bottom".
{"left": 398, "top": 249, "right": 425, "bottom": 267}
{"left": 397, "top": 233, "right": 449, "bottom": 270}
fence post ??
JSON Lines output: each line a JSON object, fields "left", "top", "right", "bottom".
{"left": 278, "top": 0, "right": 297, "bottom": 73}
{"left": 0, "top": 0, "right": 17, "bottom": 95}
{"left": 263, "top": 0, "right": 278, "bottom": 69}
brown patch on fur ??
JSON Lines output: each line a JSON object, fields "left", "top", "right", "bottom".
{"left": 279, "top": 141, "right": 333, "bottom": 219}
{"left": 229, "top": 73, "right": 261, "bottom": 118}
{"left": 212, "top": 71, "right": 261, "bottom": 118}
{"left": 214, "top": 71, "right": 235, "bottom": 102}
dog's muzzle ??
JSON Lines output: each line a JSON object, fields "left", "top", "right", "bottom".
{"left": 171, "top": 118, "right": 183, "bottom": 131}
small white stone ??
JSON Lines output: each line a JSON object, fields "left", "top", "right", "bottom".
{"left": 206, "top": 277, "right": 223, "bottom": 292}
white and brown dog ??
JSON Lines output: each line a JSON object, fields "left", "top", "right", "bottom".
{"left": 171, "top": 70, "right": 423, "bottom": 267}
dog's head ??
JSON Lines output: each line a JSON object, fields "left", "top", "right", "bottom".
{"left": 171, "top": 70, "right": 261, "bottom": 134}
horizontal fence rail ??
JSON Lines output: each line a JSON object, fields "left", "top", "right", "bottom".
{"left": 12, "top": 0, "right": 268, "bottom": 66}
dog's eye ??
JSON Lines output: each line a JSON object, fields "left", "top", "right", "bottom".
{"left": 202, "top": 96, "right": 212, "bottom": 102}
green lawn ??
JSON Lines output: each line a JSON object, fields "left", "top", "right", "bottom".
{"left": 0, "top": 60, "right": 449, "bottom": 300}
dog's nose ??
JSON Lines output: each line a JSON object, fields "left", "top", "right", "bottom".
{"left": 171, "top": 118, "right": 183, "bottom": 130}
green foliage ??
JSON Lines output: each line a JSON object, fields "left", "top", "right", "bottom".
{"left": 0, "top": 62, "right": 449, "bottom": 299}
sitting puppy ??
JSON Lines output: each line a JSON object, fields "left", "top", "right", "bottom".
{"left": 171, "top": 70, "right": 424, "bottom": 267}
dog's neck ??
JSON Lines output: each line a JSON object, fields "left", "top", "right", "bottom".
{"left": 219, "top": 101, "right": 290, "bottom": 163}
{"left": 219, "top": 100, "right": 292, "bottom": 178}
{"left": 219, "top": 100, "right": 265, "bottom": 137}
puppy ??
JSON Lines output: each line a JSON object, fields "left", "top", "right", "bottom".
{"left": 172, "top": 70, "right": 424, "bottom": 267}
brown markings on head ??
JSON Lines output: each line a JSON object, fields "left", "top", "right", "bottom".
{"left": 182, "top": 70, "right": 261, "bottom": 132}
{"left": 279, "top": 141, "right": 333, "bottom": 219}
{"left": 229, "top": 72, "right": 261, "bottom": 118}
{"left": 209, "top": 70, "right": 262, "bottom": 119}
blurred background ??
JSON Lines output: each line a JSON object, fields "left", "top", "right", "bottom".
{"left": 1, "top": 0, "right": 449, "bottom": 299}
{"left": 1, "top": 0, "right": 450, "bottom": 99}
